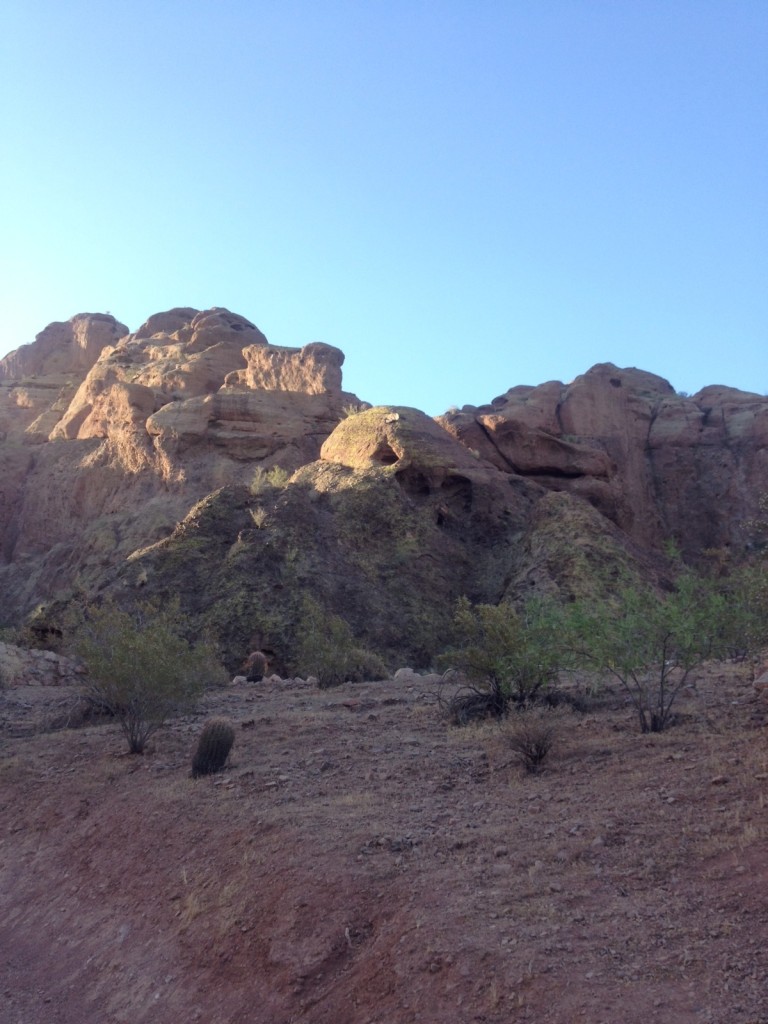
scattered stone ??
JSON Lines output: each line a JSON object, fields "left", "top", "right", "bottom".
{"left": 0, "top": 642, "right": 84, "bottom": 688}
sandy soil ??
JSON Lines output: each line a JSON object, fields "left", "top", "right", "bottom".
{"left": 1, "top": 663, "right": 767, "bottom": 1024}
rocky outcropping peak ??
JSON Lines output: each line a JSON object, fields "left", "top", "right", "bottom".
{"left": 0, "top": 308, "right": 765, "bottom": 671}
{"left": 0, "top": 312, "right": 128, "bottom": 381}
{"left": 131, "top": 306, "right": 266, "bottom": 349}
{"left": 0, "top": 307, "right": 362, "bottom": 619}
{"left": 441, "top": 363, "right": 768, "bottom": 557}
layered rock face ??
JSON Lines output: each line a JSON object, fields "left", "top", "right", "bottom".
{"left": 0, "top": 313, "right": 129, "bottom": 443}
{"left": 0, "top": 307, "right": 765, "bottom": 667}
{"left": 439, "top": 363, "right": 768, "bottom": 559}
{"left": 0, "top": 308, "right": 357, "bottom": 617}
{"left": 47, "top": 308, "right": 354, "bottom": 474}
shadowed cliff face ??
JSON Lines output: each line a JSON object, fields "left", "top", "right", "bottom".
{"left": 0, "top": 308, "right": 765, "bottom": 666}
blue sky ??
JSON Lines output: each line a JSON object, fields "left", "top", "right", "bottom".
{"left": 1, "top": 1, "right": 765, "bottom": 414}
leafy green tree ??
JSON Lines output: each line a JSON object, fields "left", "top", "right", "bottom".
{"left": 439, "top": 596, "right": 569, "bottom": 721}
{"left": 568, "top": 574, "right": 728, "bottom": 733}
{"left": 712, "top": 562, "right": 768, "bottom": 660}
{"left": 73, "top": 600, "right": 225, "bottom": 753}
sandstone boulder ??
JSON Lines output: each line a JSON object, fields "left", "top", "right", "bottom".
{"left": 321, "top": 405, "right": 483, "bottom": 477}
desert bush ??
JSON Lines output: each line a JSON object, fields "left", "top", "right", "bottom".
{"left": 711, "top": 563, "right": 768, "bottom": 660}
{"left": 567, "top": 572, "right": 729, "bottom": 733}
{"left": 249, "top": 465, "right": 291, "bottom": 495}
{"left": 249, "top": 507, "right": 269, "bottom": 530}
{"left": 191, "top": 718, "right": 235, "bottom": 777}
{"left": 295, "top": 595, "right": 388, "bottom": 687}
{"left": 72, "top": 599, "right": 226, "bottom": 753}
{"left": 341, "top": 402, "right": 366, "bottom": 418}
{"left": 438, "top": 596, "right": 569, "bottom": 723}
{"left": 506, "top": 712, "right": 558, "bottom": 774}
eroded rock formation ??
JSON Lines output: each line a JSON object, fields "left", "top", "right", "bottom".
{"left": 439, "top": 363, "right": 768, "bottom": 559}
{"left": 0, "top": 313, "right": 129, "bottom": 443}
{"left": 0, "top": 307, "right": 765, "bottom": 669}
{"left": 0, "top": 308, "right": 357, "bottom": 617}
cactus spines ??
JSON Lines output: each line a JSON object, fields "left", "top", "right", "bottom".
{"left": 191, "top": 717, "right": 236, "bottom": 778}
{"left": 244, "top": 650, "right": 268, "bottom": 682}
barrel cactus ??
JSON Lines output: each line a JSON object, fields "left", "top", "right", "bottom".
{"left": 244, "top": 650, "right": 268, "bottom": 682}
{"left": 191, "top": 717, "right": 236, "bottom": 777}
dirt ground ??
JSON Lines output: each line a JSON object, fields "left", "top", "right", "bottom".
{"left": 1, "top": 662, "right": 767, "bottom": 1024}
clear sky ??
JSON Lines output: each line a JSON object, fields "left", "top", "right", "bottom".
{"left": 1, "top": 1, "right": 765, "bottom": 414}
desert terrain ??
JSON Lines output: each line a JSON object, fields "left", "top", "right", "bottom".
{"left": 1, "top": 662, "right": 766, "bottom": 1024}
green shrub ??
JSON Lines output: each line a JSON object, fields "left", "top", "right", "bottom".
{"left": 249, "top": 465, "right": 291, "bottom": 495}
{"left": 295, "top": 595, "right": 388, "bottom": 687}
{"left": 72, "top": 599, "right": 225, "bottom": 753}
{"left": 567, "top": 572, "right": 730, "bottom": 733}
{"left": 712, "top": 563, "right": 768, "bottom": 660}
{"left": 438, "top": 596, "right": 569, "bottom": 723}
{"left": 191, "top": 718, "right": 236, "bottom": 777}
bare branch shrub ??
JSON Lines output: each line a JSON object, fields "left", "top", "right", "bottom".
{"left": 506, "top": 713, "right": 558, "bottom": 774}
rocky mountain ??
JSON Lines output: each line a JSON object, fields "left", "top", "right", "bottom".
{"left": 1, "top": 307, "right": 766, "bottom": 668}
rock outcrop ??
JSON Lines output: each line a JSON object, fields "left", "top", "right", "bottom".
{"left": 0, "top": 313, "right": 128, "bottom": 382}
{"left": 0, "top": 308, "right": 765, "bottom": 670}
{"left": 48, "top": 308, "right": 355, "bottom": 475}
{"left": 0, "top": 641, "right": 84, "bottom": 688}
{"left": 0, "top": 308, "right": 358, "bottom": 619}
{"left": 0, "top": 313, "right": 128, "bottom": 443}
{"left": 440, "top": 363, "right": 768, "bottom": 559}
